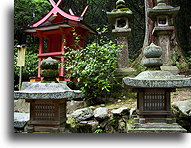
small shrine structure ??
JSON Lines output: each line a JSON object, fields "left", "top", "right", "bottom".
{"left": 123, "top": 43, "right": 191, "bottom": 133}
{"left": 107, "top": 0, "right": 133, "bottom": 71}
{"left": 25, "top": 0, "right": 97, "bottom": 81}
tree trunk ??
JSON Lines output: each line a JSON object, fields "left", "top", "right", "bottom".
{"left": 132, "top": 0, "right": 157, "bottom": 67}
{"left": 143, "top": 0, "right": 157, "bottom": 48}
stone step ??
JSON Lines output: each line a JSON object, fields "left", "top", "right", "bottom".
{"left": 134, "top": 118, "right": 176, "bottom": 123}
{"left": 134, "top": 123, "right": 182, "bottom": 128}
{"left": 128, "top": 128, "right": 187, "bottom": 133}
{"left": 129, "top": 123, "right": 187, "bottom": 133}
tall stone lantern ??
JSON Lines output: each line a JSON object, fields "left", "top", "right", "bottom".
{"left": 148, "top": 0, "right": 180, "bottom": 66}
{"left": 107, "top": 0, "right": 133, "bottom": 71}
{"left": 123, "top": 43, "right": 191, "bottom": 133}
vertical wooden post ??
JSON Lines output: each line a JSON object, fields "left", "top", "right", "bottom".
{"left": 19, "top": 66, "right": 22, "bottom": 90}
{"left": 60, "top": 34, "right": 65, "bottom": 77}
{"left": 38, "top": 37, "right": 44, "bottom": 78}
{"left": 17, "top": 45, "right": 26, "bottom": 90}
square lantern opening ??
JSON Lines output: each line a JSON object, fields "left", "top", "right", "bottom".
{"left": 115, "top": 17, "right": 129, "bottom": 29}
{"left": 157, "top": 16, "right": 169, "bottom": 27}
{"left": 28, "top": 99, "right": 67, "bottom": 127}
{"left": 136, "top": 88, "right": 171, "bottom": 118}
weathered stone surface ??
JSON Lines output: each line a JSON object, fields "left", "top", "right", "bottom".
{"left": 128, "top": 123, "right": 187, "bottom": 133}
{"left": 71, "top": 108, "right": 93, "bottom": 122}
{"left": 143, "top": 43, "right": 163, "bottom": 58}
{"left": 67, "top": 100, "right": 84, "bottom": 114}
{"left": 14, "top": 112, "right": 30, "bottom": 122}
{"left": 172, "top": 100, "right": 191, "bottom": 132}
{"left": 40, "top": 57, "right": 60, "bottom": 70}
{"left": 69, "top": 120, "right": 98, "bottom": 133}
{"left": 143, "top": 58, "right": 163, "bottom": 67}
{"left": 93, "top": 108, "right": 109, "bottom": 120}
{"left": 111, "top": 107, "right": 129, "bottom": 116}
{"left": 123, "top": 71, "right": 191, "bottom": 88}
{"left": 161, "top": 66, "right": 179, "bottom": 75}
{"left": 14, "top": 100, "right": 30, "bottom": 113}
{"left": 172, "top": 100, "right": 191, "bottom": 117}
{"left": 14, "top": 82, "right": 83, "bottom": 99}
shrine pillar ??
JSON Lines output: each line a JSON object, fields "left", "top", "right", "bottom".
{"left": 38, "top": 37, "right": 44, "bottom": 78}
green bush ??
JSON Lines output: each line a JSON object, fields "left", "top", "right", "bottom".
{"left": 64, "top": 30, "right": 122, "bottom": 105}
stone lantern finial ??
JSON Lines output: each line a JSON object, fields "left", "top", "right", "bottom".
{"left": 40, "top": 57, "right": 60, "bottom": 82}
{"left": 116, "top": 0, "right": 126, "bottom": 9}
{"left": 142, "top": 43, "right": 163, "bottom": 70}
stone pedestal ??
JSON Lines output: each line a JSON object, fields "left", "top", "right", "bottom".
{"left": 154, "top": 26, "right": 174, "bottom": 66}
{"left": 117, "top": 36, "right": 129, "bottom": 68}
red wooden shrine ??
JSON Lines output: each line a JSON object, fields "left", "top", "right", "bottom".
{"left": 25, "top": 0, "right": 97, "bottom": 81}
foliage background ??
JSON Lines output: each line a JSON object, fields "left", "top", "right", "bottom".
{"left": 14, "top": 0, "right": 191, "bottom": 89}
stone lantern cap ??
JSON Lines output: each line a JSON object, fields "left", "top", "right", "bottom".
{"left": 14, "top": 57, "right": 83, "bottom": 100}
{"left": 148, "top": 0, "right": 180, "bottom": 21}
{"left": 107, "top": 0, "right": 133, "bottom": 24}
{"left": 14, "top": 82, "right": 83, "bottom": 99}
{"left": 123, "top": 43, "right": 191, "bottom": 88}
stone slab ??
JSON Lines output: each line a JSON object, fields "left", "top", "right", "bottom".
{"left": 128, "top": 123, "right": 187, "bottom": 133}
{"left": 14, "top": 112, "right": 30, "bottom": 122}
{"left": 161, "top": 66, "right": 179, "bottom": 75}
{"left": 123, "top": 71, "right": 191, "bottom": 88}
{"left": 14, "top": 82, "right": 83, "bottom": 99}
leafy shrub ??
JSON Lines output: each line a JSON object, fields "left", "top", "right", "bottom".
{"left": 64, "top": 28, "right": 122, "bottom": 105}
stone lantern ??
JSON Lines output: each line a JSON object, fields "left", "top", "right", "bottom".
{"left": 123, "top": 43, "right": 191, "bottom": 133}
{"left": 107, "top": 0, "right": 133, "bottom": 70}
{"left": 14, "top": 57, "right": 83, "bottom": 133}
{"left": 148, "top": 0, "right": 180, "bottom": 66}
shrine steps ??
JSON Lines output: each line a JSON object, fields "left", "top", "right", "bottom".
{"left": 128, "top": 122, "right": 187, "bottom": 133}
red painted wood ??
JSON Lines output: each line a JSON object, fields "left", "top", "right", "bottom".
{"left": 27, "top": 1, "right": 96, "bottom": 81}
{"left": 37, "top": 52, "right": 63, "bottom": 57}
{"left": 80, "top": 6, "right": 88, "bottom": 17}
{"left": 38, "top": 38, "right": 44, "bottom": 77}
{"left": 38, "top": 58, "right": 42, "bottom": 78}
{"left": 32, "top": 0, "right": 83, "bottom": 27}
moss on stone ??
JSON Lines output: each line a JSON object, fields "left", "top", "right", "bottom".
{"left": 40, "top": 57, "right": 60, "bottom": 70}
{"left": 40, "top": 62, "right": 59, "bottom": 70}
{"left": 116, "top": 0, "right": 125, "bottom": 6}
{"left": 40, "top": 69, "right": 59, "bottom": 78}
{"left": 112, "top": 8, "right": 131, "bottom": 13}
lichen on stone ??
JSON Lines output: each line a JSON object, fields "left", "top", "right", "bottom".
{"left": 112, "top": 8, "right": 131, "bottom": 13}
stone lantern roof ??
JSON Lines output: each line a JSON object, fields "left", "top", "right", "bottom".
{"left": 107, "top": 0, "right": 133, "bottom": 24}
{"left": 148, "top": 0, "right": 180, "bottom": 21}
{"left": 123, "top": 43, "right": 191, "bottom": 88}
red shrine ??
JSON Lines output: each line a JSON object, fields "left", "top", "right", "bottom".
{"left": 25, "top": 0, "right": 97, "bottom": 81}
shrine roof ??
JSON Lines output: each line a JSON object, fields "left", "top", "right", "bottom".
{"left": 31, "top": 0, "right": 88, "bottom": 27}
{"left": 25, "top": 0, "right": 97, "bottom": 34}
{"left": 25, "top": 21, "right": 97, "bottom": 35}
